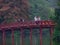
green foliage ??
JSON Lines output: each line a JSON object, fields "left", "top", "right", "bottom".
{"left": 49, "top": 0, "right": 60, "bottom": 44}
{"left": 28, "top": 0, "right": 54, "bottom": 20}
{"left": 50, "top": 8, "right": 60, "bottom": 45}
{"left": 57, "top": 0, "right": 60, "bottom": 6}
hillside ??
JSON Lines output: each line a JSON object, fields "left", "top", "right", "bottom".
{"left": 0, "top": 0, "right": 58, "bottom": 24}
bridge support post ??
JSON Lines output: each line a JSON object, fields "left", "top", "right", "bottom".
{"left": 30, "top": 27, "right": 32, "bottom": 45}
{"left": 50, "top": 27, "right": 54, "bottom": 45}
{"left": 2, "top": 30, "right": 5, "bottom": 45}
{"left": 40, "top": 27, "right": 42, "bottom": 45}
{"left": 11, "top": 29, "right": 14, "bottom": 45}
{"left": 20, "top": 28, "right": 24, "bottom": 45}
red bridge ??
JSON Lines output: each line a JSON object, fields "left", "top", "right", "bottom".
{"left": 0, "top": 20, "right": 55, "bottom": 45}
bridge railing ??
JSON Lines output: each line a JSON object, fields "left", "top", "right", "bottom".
{"left": 0, "top": 20, "right": 55, "bottom": 29}
{"left": 0, "top": 20, "right": 55, "bottom": 45}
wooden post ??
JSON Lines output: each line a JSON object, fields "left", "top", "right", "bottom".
{"left": 20, "top": 28, "right": 24, "bottom": 45}
{"left": 30, "top": 27, "right": 32, "bottom": 45}
{"left": 40, "top": 27, "right": 42, "bottom": 45}
{"left": 11, "top": 29, "right": 14, "bottom": 45}
{"left": 50, "top": 27, "right": 54, "bottom": 45}
{"left": 2, "top": 30, "right": 5, "bottom": 45}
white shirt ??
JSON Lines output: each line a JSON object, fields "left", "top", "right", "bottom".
{"left": 34, "top": 16, "right": 41, "bottom": 21}
{"left": 37, "top": 17, "right": 41, "bottom": 21}
{"left": 34, "top": 16, "right": 37, "bottom": 21}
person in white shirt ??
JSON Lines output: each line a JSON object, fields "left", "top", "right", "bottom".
{"left": 34, "top": 16, "right": 37, "bottom": 21}
{"left": 37, "top": 16, "right": 41, "bottom": 21}
{"left": 34, "top": 16, "right": 41, "bottom": 21}
{"left": 34, "top": 16, "right": 41, "bottom": 24}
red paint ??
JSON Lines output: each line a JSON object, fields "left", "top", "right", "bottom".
{"left": 30, "top": 28, "right": 32, "bottom": 45}
{"left": 2, "top": 31, "right": 5, "bottom": 45}
{"left": 0, "top": 21, "right": 55, "bottom": 45}
{"left": 40, "top": 27, "right": 42, "bottom": 45}
{"left": 20, "top": 28, "right": 24, "bottom": 45}
{"left": 50, "top": 27, "right": 54, "bottom": 45}
{"left": 11, "top": 30, "right": 14, "bottom": 45}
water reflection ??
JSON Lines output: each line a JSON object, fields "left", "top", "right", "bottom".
{"left": 42, "top": 28, "right": 50, "bottom": 45}
{"left": 32, "top": 28, "right": 40, "bottom": 45}
{"left": 5, "top": 30, "right": 12, "bottom": 45}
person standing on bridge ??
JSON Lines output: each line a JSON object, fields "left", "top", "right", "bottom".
{"left": 34, "top": 16, "right": 41, "bottom": 24}
{"left": 37, "top": 16, "right": 41, "bottom": 21}
{"left": 34, "top": 16, "right": 41, "bottom": 21}
{"left": 34, "top": 16, "right": 37, "bottom": 21}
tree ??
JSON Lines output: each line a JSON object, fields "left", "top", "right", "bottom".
{"left": 50, "top": 0, "right": 60, "bottom": 45}
{"left": 28, "top": 0, "right": 54, "bottom": 20}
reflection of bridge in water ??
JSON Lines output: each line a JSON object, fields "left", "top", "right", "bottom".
{"left": 0, "top": 20, "right": 55, "bottom": 45}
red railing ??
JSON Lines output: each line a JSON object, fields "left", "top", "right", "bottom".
{"left": 0, "top": 20, "right": 55, "bottom": 29}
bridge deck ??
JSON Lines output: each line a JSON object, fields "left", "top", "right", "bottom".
{"left": 0, "top": 20, "right": 55, "bottom": 29}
